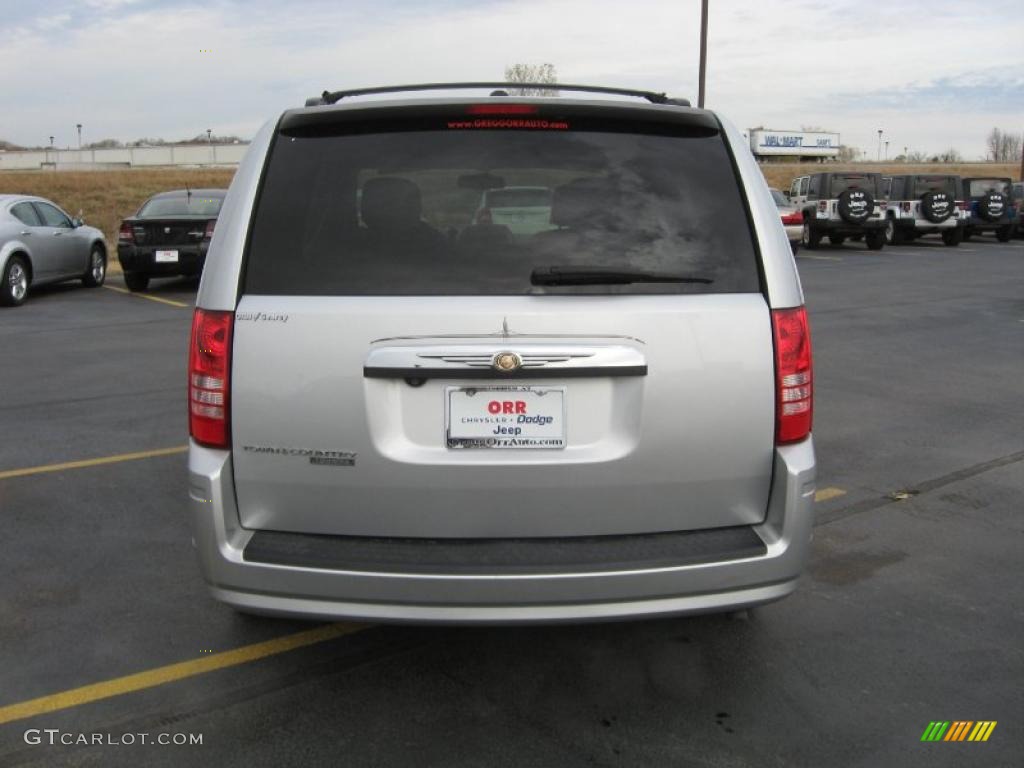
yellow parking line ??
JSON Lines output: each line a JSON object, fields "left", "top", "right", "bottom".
{"left": 104, "top": 284, "right": 189, "bottom": 308}
{"left": 0, "top": 445, "right": 187, "bottom": 481}
{"left": 0, "top": 623, "right": 363, "bottom": 725}
{"left": 815, "top": 486, "right": 847, "bottom": 502}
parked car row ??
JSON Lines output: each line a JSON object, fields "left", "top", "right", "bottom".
{"left": 785, "top": 172, "right": 1020, "bottom": 250}
{"left": 0, "top": 188, "right": 229, "bottom": 306}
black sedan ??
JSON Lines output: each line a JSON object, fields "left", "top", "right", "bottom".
{"left": 117, "top": 189, "right": 227, "bottom": 291}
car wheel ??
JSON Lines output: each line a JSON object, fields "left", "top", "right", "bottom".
{"left": 790, "top": 241, "right": 800, "bottom": 255}
{"left": 801, "top": 221, "right": 821, "bottom": 250}
{"left": 1, "top": 255, "right": 30, "bottom": 307}
{"left": 941, "top": 228, "right": 963, "bottom": 247}
{"left": 123, "top": 272, "right": 150, "bottom": 292}
{"left": 961, "top": 228, "right": 972, "bottom": 242}
{"left": 996, "top": 225, "right": 1012, "bottom": 242}
{"left": 866, "top": 232, "right": 885, "bottom": 251}
{"left": 884, "top": 219, "right": 901, "bottom": 245}
{"left": 82, "top": 246, "right": 107, "bottom": 287}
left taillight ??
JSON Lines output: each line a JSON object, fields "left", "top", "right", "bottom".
{"left": 771, "top": 306, "right": 813, "bottom": 445}
{"left": 189, "top": 309, "right": 233, "bottom": 448}
{"left": 781, "top": 210, "right": 803, "bottom": 225}
{"left": 118, "top": 222, "right": 134, "bottom": 243}
{"left": 204, "top": 219, "right": 216, "bottom": 239}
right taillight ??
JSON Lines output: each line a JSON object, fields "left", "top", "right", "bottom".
{"left": 118, "top": 222, "right": 134, "bottom": 243}
{"left": 189, "top": 309, "right": 233, "bottom": 448}
{"left": 772, "top": 306, "right": 813, "bottom": 445}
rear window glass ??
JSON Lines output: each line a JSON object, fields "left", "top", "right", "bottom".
{"left": 966, "top": 179, "right": 1010, "bottom": 197}
{"left": 830, "top": 175, "right": 878, "bottom": 197}
{"left": 911, "top": 177, "right": 957, "bottom": 197}
{"left": 138, "top": 195, "right": 223, "bottom": 217}
{"left": 769, "top": 189, "right": 788, "bottom": 206}
{"left": 485, "top": 188, "right": 551, "bottom": 208}
{"left": 244, "top": 119, "right": 760, "bottom": 296}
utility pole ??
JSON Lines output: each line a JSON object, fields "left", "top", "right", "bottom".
{"left": 698, "top": 0, "right": 708, "bottom": 108}
{"left": 877, "top": 129, "right": 882, "bottom": 162}
{"left": 885, "top": 140, "right": 889, "bottom": 161}
{"left": 76, "top": 123, "right": 82, "bottom": 149}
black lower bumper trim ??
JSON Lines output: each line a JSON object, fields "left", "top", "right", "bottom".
{"left": 243, "top": 525, "right": 766, "bottom": 575}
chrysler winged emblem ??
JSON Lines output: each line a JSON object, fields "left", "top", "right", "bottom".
{"left": 492, "top": 351, "right": 522, "bottom": 373}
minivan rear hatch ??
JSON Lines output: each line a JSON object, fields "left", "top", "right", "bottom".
{"left": 230, "top": 100, "right": 776, "bottom": 538}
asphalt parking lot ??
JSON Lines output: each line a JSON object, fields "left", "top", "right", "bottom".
{"left": 1, "top": 237, "right": 1021, "bottom": 767}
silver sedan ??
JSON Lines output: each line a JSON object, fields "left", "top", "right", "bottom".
{"left": 0, "top": 195, "right": 108, "bottom": 307}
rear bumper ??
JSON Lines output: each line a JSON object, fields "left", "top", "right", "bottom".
{"left": 893, "top": 217, "right": 961, "bottom": 232}
{"left": 811, "top": 218, "right": 885, "bottom": 234}
{"left": 189, "top": 438, "right": 816, "bottom": 624}
{"left": 965, "top": 217, "right": 1013, "bottom": 233}
{"left": 116, "top": 243, "right": 208, "bottom": 275}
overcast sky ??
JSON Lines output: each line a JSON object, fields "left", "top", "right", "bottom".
{"left": 2, "top": 0, "right": 1021, "bottom": 158}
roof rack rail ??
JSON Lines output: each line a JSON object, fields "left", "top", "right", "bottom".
{"left": 304, "top": 82, "right": 690, "bottom": 108}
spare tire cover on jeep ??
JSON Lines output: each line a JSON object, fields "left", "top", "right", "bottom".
{"left": 978, "top": 192, "right": 1006, "bottom": 222}
{"left": 837, "top": 189, "right": 874, "bottom": 224}
{"left": 921, "top": 191, "right": 953, "bottom": 223}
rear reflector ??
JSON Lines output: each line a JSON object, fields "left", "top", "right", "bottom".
{"left": 771, "top": 306, "right": 813, "bottom": 444}
{"left": 189, "top": 309, "right": 233, "bottom": 448}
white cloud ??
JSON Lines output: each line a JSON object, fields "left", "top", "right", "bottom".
{"left": 0, "top": 0, "right": 1020, "bottom": 156}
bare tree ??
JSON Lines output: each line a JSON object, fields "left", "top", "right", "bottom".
{"left": 836, "top": 145, "right": 860, "bottom": 162}
{"left": 986, "top": 128, "right": 1023, "bottom": 162}
{"left": 504, "top": 63, "right": 559, "bottom": 96}
{"left": 906, "top": 150, "right": 928, "bottom": 163}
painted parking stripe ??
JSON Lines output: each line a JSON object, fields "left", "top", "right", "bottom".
{"left": 103, "top": 284, "right": 190, "bottom": 308}
{"left": 0, "top": 445, "right": 187, "bottom": 481}
{"left": 0, "top": 623, "right": 363, "bottom": 725}
{"left": 815, "top": 487, "right": 846, "bottom": 502}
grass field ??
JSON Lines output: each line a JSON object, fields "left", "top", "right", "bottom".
{"left": 0, "top": 169, "right": 236, "bottom": 253}
{"left": 1, "top": 162, "right": 1018, "bottom": 255}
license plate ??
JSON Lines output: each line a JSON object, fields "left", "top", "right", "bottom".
{"left": 154, "top": 250, "right": 179, "bottom": 263}
{"left": 446, "top": 386, "right": 565, "bottom": 449}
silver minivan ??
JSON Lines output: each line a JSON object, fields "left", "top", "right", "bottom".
{"left": 188, "top": 84, "right": 816, "bottom": 623}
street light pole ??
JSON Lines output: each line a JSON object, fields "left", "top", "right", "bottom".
{"left": 885, "top": 140, "right": 889, "bottom": 161}
{"left": 877, "top": 129, "right": 882, "bottom": 162}
{"left": 76, "top": 124, "right": 82, "bottom": 149}
{"left": 698, "top": 0, "right": 708, "bottom": 108}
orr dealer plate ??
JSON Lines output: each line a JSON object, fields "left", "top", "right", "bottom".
{"left": 446, "top": 386, "right": 566, "bottom": 449}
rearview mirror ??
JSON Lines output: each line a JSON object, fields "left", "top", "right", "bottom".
{"left": 71, "top": 217, "right": 83, "bottom": 228}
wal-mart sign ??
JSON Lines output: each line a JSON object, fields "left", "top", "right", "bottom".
{"left": 749, "top": 129, "right": 840, "bottom": 158}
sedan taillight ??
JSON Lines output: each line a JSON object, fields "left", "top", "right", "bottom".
{"left": 189, "top": 309, "right": 233, "bottom": 448}
{"left": 118, "top": 222, "right": 134, "bottom": 243}
{"left": 772, "top": 306, "right": 813, "bottom": 445}
{"left": 780, "top": 210, "right": 803, "bottom": 225}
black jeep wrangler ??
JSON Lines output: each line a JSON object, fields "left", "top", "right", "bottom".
{"left": 961, "top": 177, "right": 1016, "bottom": 242}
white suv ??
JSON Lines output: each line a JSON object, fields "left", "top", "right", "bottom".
{"left": 187, "top": 83, "right": 816, "bottom": 623}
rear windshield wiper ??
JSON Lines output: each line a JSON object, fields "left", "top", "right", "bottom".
{"left": 530, "top": 266, "right": 714, "bottom": 286}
